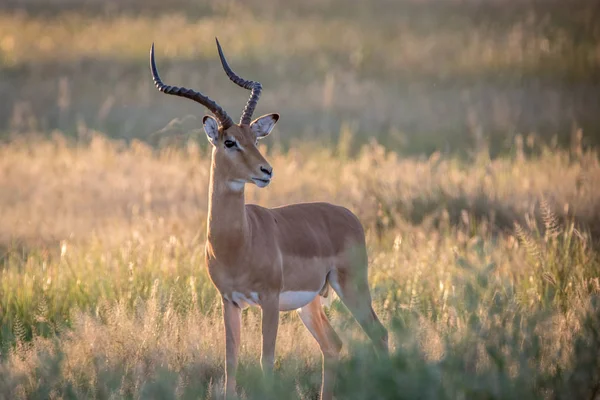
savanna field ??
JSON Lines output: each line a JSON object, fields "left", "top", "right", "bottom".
{"left": 1, "top": 0, "right": 600, "bottom": 399}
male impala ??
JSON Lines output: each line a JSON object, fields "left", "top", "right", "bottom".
{"left": 150, "top": 39, "right": 388, "bottom": 399}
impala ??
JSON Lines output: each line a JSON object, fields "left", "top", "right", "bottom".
{"left": 150, "top": 39, "right": 388, "bottom": 399}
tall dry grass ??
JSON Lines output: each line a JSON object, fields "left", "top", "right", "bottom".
{"left": 1, "top": 133, "right": 599, "bottom": 398}
{"left": 1, "top": 0, "right": 600, "bottom": 397}
{"left": 2, "top": 0, "right": 600, "bottom": 153}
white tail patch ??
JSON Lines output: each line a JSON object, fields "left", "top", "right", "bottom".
{"left": 279, "top": 291, "right": 318, "bottom": 311}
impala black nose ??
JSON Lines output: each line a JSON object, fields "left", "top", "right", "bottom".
{"left": 260, "top": 166, "right": 273, "bottom": 176}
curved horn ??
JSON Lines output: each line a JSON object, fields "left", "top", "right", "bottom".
{"left": 215, "top": 38, "right": 262, "bottom": 125}
{"left": 150, "top": 43, "right": 234, "bottom": 129}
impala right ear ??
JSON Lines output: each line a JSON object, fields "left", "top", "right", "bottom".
{"left": 203, "top": 115, "right": 220, "bottom": 145}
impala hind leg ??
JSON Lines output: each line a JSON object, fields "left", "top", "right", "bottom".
{"left": 330, "top": 269, "right": 388, "bottom": 354}
{"left": 297, "top": 297, "right": 343, "bottom": 400}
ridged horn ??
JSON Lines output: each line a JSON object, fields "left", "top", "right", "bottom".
{"left": 215, "top": 38, "right": 262, "bottom": 125}
{"left": 150, "top": 43, "right": 234, "bottom": 130}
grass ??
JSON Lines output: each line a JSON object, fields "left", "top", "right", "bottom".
{"left": 1, "top": 0, "right": 600, "bottom": 154}
{"left": 1, "top": 0, "right": 600, "bottom": 397}
{"left": 2, "top": 9, "right": 595, "bottom": 76}
{"left": 1, "top": 134, "right": 599, "bottom": 398}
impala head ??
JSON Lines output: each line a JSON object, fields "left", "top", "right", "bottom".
{"left": 150, "top": 38, "right": 279, "bottom": 188}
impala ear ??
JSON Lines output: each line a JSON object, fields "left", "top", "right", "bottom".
{"left": 250, "top": 113, "right": 279, "bottom": 138}
{"left": 203, "top": 115, "right": 220, "bottom": 145}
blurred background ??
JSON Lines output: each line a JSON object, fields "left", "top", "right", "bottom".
{"left": 2, "top": 2, "right": 600, "bottom": 399}
{"left": 2, "top": 0, "right": 599, "bottom": 156}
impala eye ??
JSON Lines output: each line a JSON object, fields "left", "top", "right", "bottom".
{"left": 224, "top": 140, "right": 236, "bottom": 149}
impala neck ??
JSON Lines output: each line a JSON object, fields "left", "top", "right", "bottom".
{"left": 206, "top": 153, "right": 249, "bottom": 258}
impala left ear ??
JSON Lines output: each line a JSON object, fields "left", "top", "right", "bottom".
{"left": 250, "top": 113, "right": 279, "bottom": 138}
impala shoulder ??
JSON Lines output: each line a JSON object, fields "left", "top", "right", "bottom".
{"left": 245, "top": 203, "right": 272, "bottom": 217}
{"left": 246, "top": 203, "right": 279, "bottom": 226}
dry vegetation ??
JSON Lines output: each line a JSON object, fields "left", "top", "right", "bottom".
{"left": 2, "top": 0, "right": 600, "bottom": 153}
{"left": 1, "top": 0, "right": 600, "bottom": 398}
{"left": 1, "top": 135, "right": 600, "bottom": 399}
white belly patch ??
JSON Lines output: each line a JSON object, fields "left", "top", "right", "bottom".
{"left": 278, "top": 291, "right": 319, "bottom": 311}
{"left": 226, "top": 290, "right": 319, "bottom": 311}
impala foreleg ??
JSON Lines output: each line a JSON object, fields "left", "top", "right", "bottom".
{"left": 298, "top": 297, "right": 343, "bottom": 400}
{"left": 260, "top": 295, "right": 280, "bottom": 375}
{"left": 223, "top": 299, "right": 242, "bottom": 399}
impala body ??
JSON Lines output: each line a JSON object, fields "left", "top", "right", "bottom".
{"left": 151, "top": 39, "right": 388, "bottom": 400}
